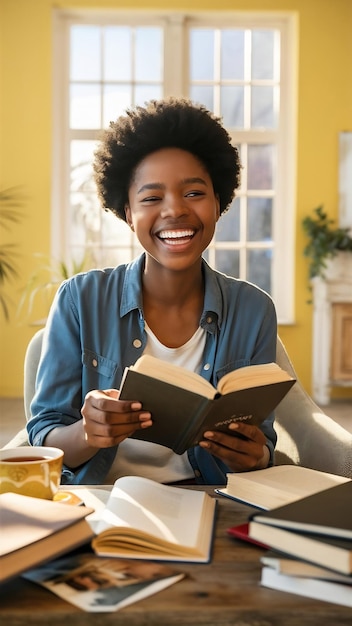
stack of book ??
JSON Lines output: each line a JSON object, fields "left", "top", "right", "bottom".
{"left": 220, "top": 466, "right": 352, "bottom": 607}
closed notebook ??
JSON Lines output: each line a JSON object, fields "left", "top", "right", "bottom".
{"left": 0, "top": 492, "right": 94, "bottom": 583}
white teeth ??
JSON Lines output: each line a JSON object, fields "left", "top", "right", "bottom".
{"left": 158, "top": 230, "right": 194, "bottom": 239}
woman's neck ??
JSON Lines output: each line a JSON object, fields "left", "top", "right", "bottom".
{"left": 141, "top": 257, "right": 205, "bottom": 347}
{"left": 142, "top": 256, "right": 204, "bottom": 307}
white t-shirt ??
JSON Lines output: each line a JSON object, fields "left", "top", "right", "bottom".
{"left": 105, "top": 323, "right": 206, "bottom": 484}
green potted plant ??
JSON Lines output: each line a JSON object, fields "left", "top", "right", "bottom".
{"left": 0, "top": 188, "right": 24, "bottom": 320}
{"left": 17, "top": 253, "right": 91, "bottom": 325}
{"left": 302, "top": 205, "right": 352, "bottom": 281}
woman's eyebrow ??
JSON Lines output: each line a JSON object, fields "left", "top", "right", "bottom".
{"left": 137, "top": 177, "right": 208, "bottom": 194}
{"left": 137, "top": 182, "right": 164, "bottom": 194}
{"left": 181, "top": 177, "right": 208, "bottom": 186}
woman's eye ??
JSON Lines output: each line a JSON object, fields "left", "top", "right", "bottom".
{"left": 186, "top": 190, "right": 205, "bottom": 198}
{"left": 141, "top": 195, "right": 160, "bottom": 203}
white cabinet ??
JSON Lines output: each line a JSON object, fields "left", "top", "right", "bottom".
{"left": 312, "top": 252, "right": 352, "bottom": 404}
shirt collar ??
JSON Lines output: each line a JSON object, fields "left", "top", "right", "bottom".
{"left": 120, "top": 254, "right": 145, "bottom": 317}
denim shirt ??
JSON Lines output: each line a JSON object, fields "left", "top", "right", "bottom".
{"left": 28, "top": 254, "right": 278, "bottom": 485}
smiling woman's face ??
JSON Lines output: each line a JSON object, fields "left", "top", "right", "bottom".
{"left": 125, "top": 147, "right": 220, "bottom": 272}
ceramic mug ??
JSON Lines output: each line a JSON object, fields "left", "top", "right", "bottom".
{"left": 0, "top": 446, "right": 64, "bottom": 499}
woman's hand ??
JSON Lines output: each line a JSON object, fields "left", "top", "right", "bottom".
{"left": 199, "top": 422, "right": 270, "bottom": 471}
{"left": 81, "top": 389, "right": 152, "bottom": 448}
{"left": 45, "top": 388, "right": 152, "bottom": 469}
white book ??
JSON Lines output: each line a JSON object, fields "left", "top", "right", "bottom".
{"left": 216, "top": 465, "right": 349, "bottom": 510}
{"left": 261, "top": 565, "right": 352, "bottom": 608}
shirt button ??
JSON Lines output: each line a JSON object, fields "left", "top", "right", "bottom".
{"left": 92, "top": 358, "right": 98, "bottom": 367}
{"left": 203, "top": 363, "right": 210, "bottom": 371}
{"left": 133, "top": 339, "right": 142, "bottom": 348}
{"left": 206, "top": 316, "right": 213, "bottom": 323}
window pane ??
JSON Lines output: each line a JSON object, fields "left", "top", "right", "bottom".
{"left": 71, "top": 26, "right": 101, "bottom": 81}
{"left": 70, "top": 140, "right": 100, "bottom": 246}
{"left": 221, "top": 29, "right": 245, "bottom": 80}
{"left": 101, "top": 209, "right": 129, "bottom": 247}
{"left": 189, "top": 85, "right": 213, "bottom": 110}
{"left": 247, "top": 198, "right": 272, "bottom": 241}
{"left": 215, "top": 198, "right": 240, "bottom": 241}
{"left": 215, "top": 249, "right": 240, "bottom": 278}
{"left": 221, "top": 85, "right": 244, "bottom": 127}
{"left": 190, "top": 29, "right": 214, "bottom": 80}
{"left": 103, "top": 84, "right": 132, "bottom": 126}
{"left": 135, "top": 84, "right": 162, "bottom": 105}
{"left": 247, "top": 145, "right": 274, "bottom": 190}
{"left": 247, "top": 249, "right": 272, "bottom": 293}
{"left": 135, "top": 28, "right": 163, "bottom": 81}
{"left": 252, "top": 30, "right": 274, "bottom": 80}
{"left": 251, "top": 86, "right": 275, "bottom": 128}
{"left": 104, "top": 27, "right": 131, "bottom": 81}
{"left": 70, "top": 84, "right": 101, "bottom": 129}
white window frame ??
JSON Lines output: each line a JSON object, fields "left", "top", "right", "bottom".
{"left": 52, "top": 9, "right": 297, "bottom": 324}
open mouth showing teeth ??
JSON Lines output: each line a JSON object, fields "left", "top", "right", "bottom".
{"left": 158, "top": 229, "right": 195, "bottom": 244}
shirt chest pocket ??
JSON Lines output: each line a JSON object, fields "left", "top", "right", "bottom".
{"left": 83, "top": 349, "right": 118, "bottom": 381}
{"left": 215, "top": 358, "right": 251, "bottom": 384}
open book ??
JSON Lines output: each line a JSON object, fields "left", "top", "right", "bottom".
{"left": 119, "top": 355, "right": 295, "bottom": 454}
{"left": 91, "top": 476, "right": 216, "bottom": 563}
{"left": 216, "top": 465, "right": 350, "bottom": 510}
{"left": 0, "top": 492, "right": 94, "bottom": 583}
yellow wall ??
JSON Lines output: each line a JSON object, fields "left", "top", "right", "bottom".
{"left": 1, "top": 0, "right": 351, "bottom": 398}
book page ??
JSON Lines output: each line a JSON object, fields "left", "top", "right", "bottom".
{"left": 95, "top": 476, "right": 207, "bottom": 548}
{"left": 218, "top": 362, "right": 293, "bottom": 394}
{"left": 130, "top": 355, "right": 216, "bottom": 398}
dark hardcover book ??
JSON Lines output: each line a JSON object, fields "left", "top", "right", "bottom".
{"left": 249, "top": 481, "right": 352, "bottom": 574}
{"left": 251, "top": 481, "right": 352, "bottom": 539}
{"left": 119, "top": 355, "right": 295, "bottom": 455}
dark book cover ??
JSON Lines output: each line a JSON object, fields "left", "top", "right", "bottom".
{"left": 119, "top": 369, "right": 295, "bottom": 454}
{"left": 251, "top": 481, "right": 352, "bottom": 540}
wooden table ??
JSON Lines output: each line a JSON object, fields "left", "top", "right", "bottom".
{"left": 0, "top": 486, "right": 351, "bottom": 625}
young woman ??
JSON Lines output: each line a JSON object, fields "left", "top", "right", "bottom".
{"left": 27, "top": 97, "right": 277, "bottom": 485}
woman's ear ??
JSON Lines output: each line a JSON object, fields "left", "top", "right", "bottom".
{"left": 125, "top": 205, "right": 134, "bottom": 230}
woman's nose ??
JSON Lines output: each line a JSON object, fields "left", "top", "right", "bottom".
{"left": 160, "top": 195, "right": 189, "bottom": 218}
